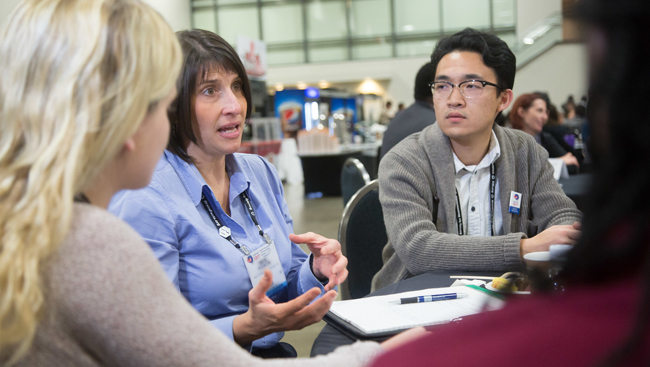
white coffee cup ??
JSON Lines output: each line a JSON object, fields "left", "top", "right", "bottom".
{"left": 523, "top": 251, "right": 550, "bottom": 261}
{"left": 549, "top": 244, "right": 573, "bottom": 262}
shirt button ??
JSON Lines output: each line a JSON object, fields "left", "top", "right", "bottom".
{"left": 471, "top": 206, "right": 475, "bottom": 212}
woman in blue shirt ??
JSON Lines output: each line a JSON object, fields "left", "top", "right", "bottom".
{"left": 109, "top": 29, "right": 348, "bottom": 358}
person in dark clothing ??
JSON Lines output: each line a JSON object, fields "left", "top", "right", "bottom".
{"left": 565, "top": 98, "right": 587, "bottom": 130}
{"left": 510, "top": 93, "right": 580, "bottom": 169}
{"left": 562, "top": 95, "right": 576, "bottom": 119}
{"left": 543, "top": 103, "right": 584, "bottom": 165}
{"left": 379, "top": 62, "right": 436, "bottom": 159}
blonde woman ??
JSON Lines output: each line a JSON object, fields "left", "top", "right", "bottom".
{"left": 0, "top": 0, "right": 410, "bottom": 365}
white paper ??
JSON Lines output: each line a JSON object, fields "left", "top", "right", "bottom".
{"left": 548, "top": 158, "right": 569, "bottom": 181}
{"left": 328, "top": 286, "right": 504, "bottom": 335}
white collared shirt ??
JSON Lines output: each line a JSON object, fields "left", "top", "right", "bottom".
{"left": 452, "top": 131, "right": 503, "bottom": 237}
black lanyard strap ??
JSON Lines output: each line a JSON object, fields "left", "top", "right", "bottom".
{"left": 201, "top": 189, "right": 273, "bottom": 254}
{"left": 240, "top": 191, "right": 272, "bottom": 244}
{"left": 201, "top": 194, "right": 250, "bottom": 255}
{"left": 455, "top": 163, "right": 496, "bottom": 236}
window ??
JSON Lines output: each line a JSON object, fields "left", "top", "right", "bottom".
{"left": 394, "top": 0, "right": 440, "bottom": 35}
{"left": 352, "top": 40, "right": 392, "bottom": 60}
{"left": 218, "top": 0, "right": 256, "bottom": 4}
{"left": 493, "top": 0, "right": 516, "bottom": 28}
{"left": 267, "top": 48, "right": 305, "bottom": 65}
{"left": 442, "top": 0, "right": 490, "bottom": 31}
{"left": 191, "top": 0, "right": 517, "bottom": 66}
{"left": 397, "top": 39, "right": 438, "bottom": 57}
{"left": 262, "top": 4, "right": 304, "bottom": 43}
{"left": 350, "top": 0, "right": 391, "bottom": 37}
{"left": 217, "top": 6, "right": 259, "bottom": 44}
{"left": 192, "top": 8, "right": 217, "bottom": 33}
{"left": 309, "top": 44, "right": 348, "bottom": 63}
{"left": 307, "top": 1, "right": 347, "bottom": 41}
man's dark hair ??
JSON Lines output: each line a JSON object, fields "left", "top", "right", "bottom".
{"left": 430, "top": 28, "right": 516, "bottom": 91}
{"left": 167, "top": 29, "right": 252, "bottom": 163}
{"left": 414, "top": 62, "right": 434, "bottom": 102}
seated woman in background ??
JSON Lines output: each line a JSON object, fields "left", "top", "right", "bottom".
{"left": 370, "top": 0, "right": 650, "bottom": 364}
{"left": 510, "top": 93, "right": 580, "bottom": 170}
{"left": 0, "top": 0, "right": 393, "bottom": 365}
{"left": 109, "top": 29, "right": 347, "bottom": 358}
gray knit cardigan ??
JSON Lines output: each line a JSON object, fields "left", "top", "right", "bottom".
{"left": 372, "top": 123, "right": 582, "bottom": 291}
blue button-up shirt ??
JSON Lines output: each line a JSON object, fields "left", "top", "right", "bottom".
{"left": 109, "top": 151, "right": 326, "bottom": 349}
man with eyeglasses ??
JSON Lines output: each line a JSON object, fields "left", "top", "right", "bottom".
{"left": 372, "top": 28, "right": 582, "bottom": 291}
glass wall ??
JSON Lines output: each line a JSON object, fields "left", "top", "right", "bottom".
{"left": 191, "top": 0, "right": 517, "bottom": 66}
{"left": 350, "top": 0, "right": 391, "bottom": 38}
{"left": 394, "top": 0, "right": 440, "bottom": 35}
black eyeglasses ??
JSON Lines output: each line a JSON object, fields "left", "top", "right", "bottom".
{"left": 429, "top": 80, "right": 501, "bottom": 99}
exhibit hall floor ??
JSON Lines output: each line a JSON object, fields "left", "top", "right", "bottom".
{"left": 281, "top": 182, "right": 344, "bottom": 358}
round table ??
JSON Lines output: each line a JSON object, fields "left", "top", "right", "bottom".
{"left": 310, "top": 270, "right": 502, "bottom": 356}
{"left": 558, "top": 173, "right": 592, "bottom": 211}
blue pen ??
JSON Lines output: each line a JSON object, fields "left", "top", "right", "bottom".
{"left": 398, "top": 292, "right": 468, "bottom": 304}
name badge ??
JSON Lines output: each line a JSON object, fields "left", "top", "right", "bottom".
{"left": 509, "top": 191, "right": 522, "bottom": 214}
{"left": 243, "top": 242, "right": 288, "bottom": 303}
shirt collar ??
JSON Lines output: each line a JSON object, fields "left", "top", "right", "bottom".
{"left": 164, "top": 151, "right": 251, "bottom": 206}
{"left": 226, "top": 154, "right": 251, "bottom": 203}
{"left": 452, "top": 130, "right": 501, "bottom": 174}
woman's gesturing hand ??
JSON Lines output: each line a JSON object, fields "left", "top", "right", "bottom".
{"left": 290, "top": 232, "right": 349, "bottom": 291}
{"left": 232, "top": 269, "right": 337, "bottom": 345}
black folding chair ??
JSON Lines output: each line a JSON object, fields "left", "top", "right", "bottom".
{"left": 340, "top": 157, "right": 371, "bottom": 207}
{"left": 338, "top": 180, "right": 387, "bottom": 299}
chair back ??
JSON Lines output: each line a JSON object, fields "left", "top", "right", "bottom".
{"left": 340, "top": 158, "right": 371, "bottom": 206}
{"left": 338, "top": 180, "right": 387, "bottom": 299}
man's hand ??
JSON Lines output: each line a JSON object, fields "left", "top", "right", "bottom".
{"left": 290, "top": 232, "right": 349, "bottom": 291}
{"left": 520, "top": 222, "right": 581, "bottom": 257}
{"left": 232, "top": 269, "right": 337, "bottom": 345}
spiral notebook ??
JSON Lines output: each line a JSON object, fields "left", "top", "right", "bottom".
{"left": 324, "top": 285, "right": 505, "bottom": 340}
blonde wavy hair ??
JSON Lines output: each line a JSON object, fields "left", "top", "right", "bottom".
{"left": 0, "top": 0, "right": 182, "bottom": 363}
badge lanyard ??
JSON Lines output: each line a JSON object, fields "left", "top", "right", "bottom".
{"left": 455, "top": 163, "right": 496, "bottom": 236}
{"left": 200, "top": 190, "right": 273, "bottom": 255}
{"left": 240, "top": 191, "right": 273, "bottom": 246}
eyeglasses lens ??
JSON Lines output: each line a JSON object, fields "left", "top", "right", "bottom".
{"left": 432, "top": 81, "right": 484, "bottom": 99}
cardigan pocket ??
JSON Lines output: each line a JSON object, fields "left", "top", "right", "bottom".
{"left": 431, "top": 193, "right": 440, "bottom": 225}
